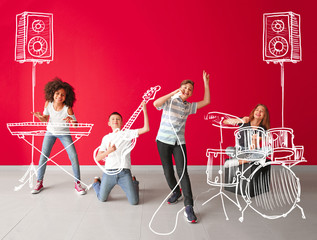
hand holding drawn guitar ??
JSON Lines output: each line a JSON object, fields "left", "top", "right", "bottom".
{"left": 93, "top": 85, "right": 161, "bottom": 175}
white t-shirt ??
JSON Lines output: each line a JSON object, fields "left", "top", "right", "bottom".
{"left": 43, "top": 102, "right": 77, "bottom": 134}
{"left": 99, "top": 129, "right": 139, "bottom": 169}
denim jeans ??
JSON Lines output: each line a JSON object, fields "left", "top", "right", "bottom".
{"left": 93, "top": 169, "right": 139, "bottom": 205}
{"left": 37, "top": 132, "right": 81, "bottom": 181}
{"left": 156, "top": 140, "right": 193, "bottom": 206}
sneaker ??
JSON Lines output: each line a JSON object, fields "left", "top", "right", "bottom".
{"left": 132, "top": 175, "right": 139, "bottom": 193}
{"left": 132, "top": 175, "right": 140, "bottom": 184}
{"left": 132, "top": 175, "right": 137, "bottom": 182}
{"left": 75, "top": 181, "right": 87, "bottom": 195}
{"left": 31, "top": 180, "right": 44, "bottom": 194}
{"left": 167, "top": 190, "right": 182, "bottom": 204}
{"left": 184, "top": 205, "right": 197, "bottom": 223}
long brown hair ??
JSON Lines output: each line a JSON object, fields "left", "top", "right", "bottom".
{"left": 248, "top": 104, "right": 270, "bottom": 130}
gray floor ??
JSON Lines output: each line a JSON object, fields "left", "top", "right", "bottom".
{"left": 0, "top": 165, "right": 316, "bottom": 240}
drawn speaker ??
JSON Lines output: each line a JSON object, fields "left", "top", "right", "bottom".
{"left": 15, "top": 12, "right": 53, "bottom": 63}
{"left": 263, "top": 12, "right": 301, "bottom": 63}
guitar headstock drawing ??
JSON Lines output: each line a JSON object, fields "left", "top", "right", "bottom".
{"left": 142, "top": 85, "right": 161, "bottom": 103}
{"left": 122, "top": 85, "right": 161, "bottom": 131}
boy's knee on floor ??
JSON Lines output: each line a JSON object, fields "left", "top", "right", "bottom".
{"left": 130, "top": 199, "right": 139, "bottom": 205}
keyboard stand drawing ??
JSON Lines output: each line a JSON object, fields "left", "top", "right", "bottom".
{"left": 7, "top": 122, "right": 93, "bottom": 191}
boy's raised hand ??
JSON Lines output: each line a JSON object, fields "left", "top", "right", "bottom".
{"left": 141, "top": 101, "right": 147, "bottom": 111}
{"left": 203, "top": 70, "right": 210, "bottom": 84}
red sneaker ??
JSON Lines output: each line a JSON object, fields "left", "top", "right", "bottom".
{"left": 31, "top": 180, "right": 44, "bottom": 194}
{"left": 75, "top": 181, "right": 86, "bottom": 195}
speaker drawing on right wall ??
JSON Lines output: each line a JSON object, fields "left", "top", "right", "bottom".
{"left": 263, "top": 12, "right": 301, "bottom": 63}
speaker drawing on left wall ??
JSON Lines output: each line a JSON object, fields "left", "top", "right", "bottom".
{"left": 15, "top": 12, "right": 53, "bottom": 63}
{"left": 263, "top": 12, "right": 301, "bottom": 63}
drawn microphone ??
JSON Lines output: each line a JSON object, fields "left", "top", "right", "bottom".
{"left": 171, "top": 91, "right": 182, "bottom": 100}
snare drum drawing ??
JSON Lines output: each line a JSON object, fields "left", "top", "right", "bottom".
{"left": 235, "top": 126, "right": 269, "bottom": 163}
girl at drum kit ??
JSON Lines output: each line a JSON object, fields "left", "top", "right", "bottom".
{"left": 220, "top": 104, "right": 305, "bottom": 221}
{"left": 223, "top": 104, "right": 270, "bottom": 167}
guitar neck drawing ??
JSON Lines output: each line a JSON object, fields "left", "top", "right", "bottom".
{"left": 122, "top": 104, "right": 143, "bottom": 131}
{"left": 122, "top": 85, "right": 161, "bottom": 131}
{"left": 93, "top": 85, "right": 161, "bottom": 176}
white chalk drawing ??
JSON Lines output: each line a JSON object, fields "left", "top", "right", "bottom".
{"left": 263, "top": 12, "right": 301, "bottom": 63}
{"left": 238, "top": 161, "right": 305, "bottom": 222}
{"left": 203, "top": 112, "right": 243, "bottom": 220}
{"left": 10, "top": 12, "right": 94, "bottom": 191}
{"left": 93, "top": 86, "right": 161, "bottom": 175}
{"left": 235, "top": 126, "right": 269, "bottom": 165}
{"left": 7, "top": 122, "right": 93, "bottom": 137}
{"left": 11, "top": 11, "right": 54, "bottom": 189}
{"left": 15, "top": 12, "right": 53, "bottom": 63}
{"left": 7, "top": 122, "right": 94, "bottom": 191}
{"left": 201, "top": 11, "right": 305, "bottom": 220}
{"left": 267, "top": 128, "right": 305, "bottom": 165}
{"left": 263, "top": 11, "right": 302, "bottom": 127}
{"left": 204, "top": 111, "right": 306, "bottom": 221}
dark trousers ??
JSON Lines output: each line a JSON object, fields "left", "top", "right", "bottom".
{"left": 156, "top": 140, "right": 193, "bottom": 206}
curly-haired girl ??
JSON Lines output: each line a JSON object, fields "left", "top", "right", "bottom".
{"left": 31, "top": 77, "right": 86, "bottom": 195}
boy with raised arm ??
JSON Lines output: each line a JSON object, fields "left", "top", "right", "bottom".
{"left": 93, "top": 102, "right": 149, "bottom": 205}
{"left": 153, "top": 71, "right": 210, "bottom": 223}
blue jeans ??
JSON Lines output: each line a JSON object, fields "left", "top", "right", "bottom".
{"left": 93, "top": 169, "right": 139, "bottom": 205}
{"left": 37, "top": 132, "right": 81, "bottom": 181}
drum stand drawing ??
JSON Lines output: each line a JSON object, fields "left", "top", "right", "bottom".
{"left": 203, "top": 149, "right": 241, "bottom": 220}
{"left": 7, "top": 122, "right": 94, "bottom": 191}
{"left": 202, "top": 112, "right": 243, "bottom": 220}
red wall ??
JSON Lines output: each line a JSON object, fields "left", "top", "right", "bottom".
{"left": 0, "top": 0, "right": 316, "bottom": 166}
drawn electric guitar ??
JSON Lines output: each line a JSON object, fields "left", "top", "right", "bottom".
{"left": 93, "top": 85, "right": 161, "bottom": 175}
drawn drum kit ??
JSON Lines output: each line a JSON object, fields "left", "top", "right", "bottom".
{"left": 204, "top": 112, "right": 306, "bottom": 221}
